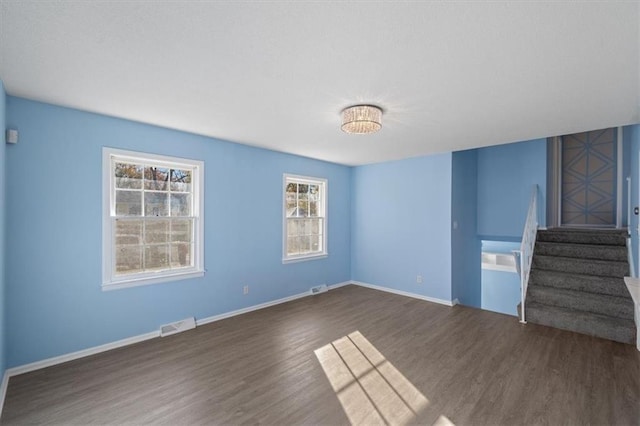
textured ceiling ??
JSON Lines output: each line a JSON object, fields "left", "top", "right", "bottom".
{"left": 1, "top": 1, "right": 639, "bottom": 166}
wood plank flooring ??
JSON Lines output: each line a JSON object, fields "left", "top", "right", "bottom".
{"left": 2, "top": 285, "right": 639, "bottom": 425}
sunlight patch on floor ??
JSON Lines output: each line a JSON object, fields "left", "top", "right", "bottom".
{"left": 314, "top": 330, "right": 436, "bottom": 425}
{"left": 433, "top": 414, "right": 456, "bottom": 426}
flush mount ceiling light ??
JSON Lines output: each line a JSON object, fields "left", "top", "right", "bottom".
{"left": 341, "top": 105, "right": 382, "bottom": 134}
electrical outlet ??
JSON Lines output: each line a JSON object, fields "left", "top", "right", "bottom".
{"left": 243, "top": 285, "right": 249, "bottom": 295}
{"left": 416, "top": 275, "right": 423, "bottom": 284}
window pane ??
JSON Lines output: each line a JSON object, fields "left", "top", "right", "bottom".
{"left": 115, "top": 219, "right": 142, "bottom": 245}
{"left": 297, "top": 200, "right": 308, "bottom": 217}
{"left": 286, "top": 182, "right": 297, "bottom": 193}
{"left": 286, "top": 203, "right": 297, "bottom": 217}
{"left": 145, "top": 220, "right": 169, "bottom": 244}
{"left": 287, "top": 219, "right": 298, "bottom": 238}
{"left": 287, "top": 236, "right": 299, "bottom": 255}
{"left": 311, "top": 219, "right": 320, "bottom": 235}
{"left": 310, "top": 235, "right": 320, "bottom": 252}
{"left": 170, "top": 243, "right": 192, "bottom": 267}
{"left": 171, "top": 219, "right": 192, "bottom": 243}
{"left": 298, "top": 235, "right": 311, "bottom": 253}
{"left": 170, "top": 193, "right": 191, "bottom": 217}
{"left": 170, "top": 169, "right": 192, "bottom": 192}
{"left": 145, "top": 192, "right": 169, "bottom": 216}
{"left": 115, "top": 245, "right": 142, "bottom": 275}
{"left": 286, "top": 193, "right": 296, "bottom": 217}
{"left": 309, "top": 184, "right": 319, "bottom": 200}
{"left": 283, "top": 176, "right": 325, "bottom": 261}
{"left": 144, "top": 245, "right": 169, "bottom": 271}
{"left": 144, "top": 166, "right": 169, "bottom": 191}
{"left": 301, "top": 219, "right": 311, "bottom": 236}
{"left": 116, "top": 190, "right": 142, "bottom": 216}
{"left": 115, "top": 163, "right": 143, "bottom": 189}
{"left": 106, "top": 149, "right": 203, "bottom": 287}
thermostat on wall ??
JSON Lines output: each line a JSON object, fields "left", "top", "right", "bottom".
{"left": 6, "top": 128, "right": 18, "bottom": 144}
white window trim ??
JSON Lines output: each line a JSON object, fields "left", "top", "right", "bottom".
{"left": 102, "top": 147, "right": 205, "bottom": 290}
{"left": 282, "top": 174, "right": 328, "bottom": 264}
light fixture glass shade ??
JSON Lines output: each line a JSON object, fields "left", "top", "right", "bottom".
{"left": 341, "top": 105, "right": 382, "bottom": 134}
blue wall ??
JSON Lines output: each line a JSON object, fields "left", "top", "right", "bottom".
{"left": 0, "top": 81, "right": 7, "bottom": 375}
{"left": 5, "top": 97, "right": 351, "bottom": 367}
{"left": 477, "top": 139, "right": 547, "bottom": 239}
{"left": 451, "top": 150, "right": 481, "bottom": 307}
{"left": 3, "top": 93, "right": 618, "bottom": 370}
{"left": 481, "top": 240, "right": 520, "bottom": 316}
{"left": 481, "top": 269, "right": 520, "bottom": 316}
{"left": 351, "top": 154, "right": 453, "bottom": 302}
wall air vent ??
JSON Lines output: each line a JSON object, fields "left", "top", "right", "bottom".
{"left": 160, "top": 317, "right": 196, "bottom": 337}
{"left": 310, "top": 284, "right": 328, "bottom": 295}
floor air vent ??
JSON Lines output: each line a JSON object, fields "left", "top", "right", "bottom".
{"left": 160, "top": 317, "right": 196, "bottom": 337}
{"left": 310, "top": 284, "right": 328, "bottom": 295}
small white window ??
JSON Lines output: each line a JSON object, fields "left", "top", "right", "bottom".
{"left": 102, "top": 148, "right": 204, "bottom": 290}
{"left": 481, "top": 252, "right": 517, "bottom": 273}
{"left": 283, "top": 174, "right": 327, "bottom": 263}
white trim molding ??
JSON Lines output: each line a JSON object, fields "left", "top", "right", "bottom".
{"left": 102, "top": 147, "right": 205, "bottom": 290}
{"left": 197, "top": 281, "right": 353, "bottom": 326}
{"left": 350, "top": 280, "right": 458, "bottom": 307}
{"left": 196, "top": 291, "right": 310, "bottom": 326}
{"left": 0, "top": 279, "right": 454, "bottom": 416}
{"left": 282, "top": 173, "right": 328, "bottom": 264}
{"left": 328, "top": 281, "right": 351, "bottom": 290}
{"left": 0, "top": 371, "right": 9, "bottom": 417}
{"left": 6, "top": 331, "right": 160, "bottom": 377}
{"left": 2, "top": 280, "right": 354, "bottom": 379}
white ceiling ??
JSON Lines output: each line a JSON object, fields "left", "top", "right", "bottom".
{"left": 1, "top": 1, "right": 639, "bottom": 166}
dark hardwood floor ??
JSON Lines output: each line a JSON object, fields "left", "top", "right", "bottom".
{"left": 2, "top": 285, "right": 639, "bottom": 425}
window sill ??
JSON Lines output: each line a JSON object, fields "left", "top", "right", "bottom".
{"left": 102, "top": 270, "right": 205, "bottom": 291}
{"left": 282, "top": 253, "right": 328, "bottom": 264}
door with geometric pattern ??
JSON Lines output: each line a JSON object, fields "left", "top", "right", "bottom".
{"left": 561, "top": 128, "right": 617, "bottom": 226}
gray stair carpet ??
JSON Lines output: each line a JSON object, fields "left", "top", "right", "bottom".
{"left": 524, "top": 228, "right": 636, "bottom": 345}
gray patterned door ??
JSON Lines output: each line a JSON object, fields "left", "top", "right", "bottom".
{"left": 561, "top": 128, "right": 617, "bottom": 226}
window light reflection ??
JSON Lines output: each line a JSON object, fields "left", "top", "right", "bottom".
{"left": 315, "top": 331, "right": 444, "bottom": 425}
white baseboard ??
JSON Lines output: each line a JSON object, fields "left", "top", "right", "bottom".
{"left": 350, "top": 280, "right": 457, "bottom": 307}
{"left": 196, "top": 291, "right": 309, "bottom": 326}
{"left": 5, "top": 280, "right": 353, "bottom": 379}
{"left": 328, "top": 280, "right": 351, "bottom": 290}
{"left": 0, "top": 370, "right": 8, "bottom": 416}
{"left": 0, "top": 278, "right": 446, "bottom": 415}
{"left": 197, "top": 281, "right": 352, "bottom": 327}
{"left": 7, "top": 331, "right": 160, "bottom": 377}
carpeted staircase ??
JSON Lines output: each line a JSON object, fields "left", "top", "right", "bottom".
{"left": 524, "top": 228, "right": 636, "bottom": 344}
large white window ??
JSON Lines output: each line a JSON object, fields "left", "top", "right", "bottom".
{"left": 283, "top": 174, "right": 327, "bottom": 263}
{"left": 102, "top": 148, "right": 204, "bottom": 290}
